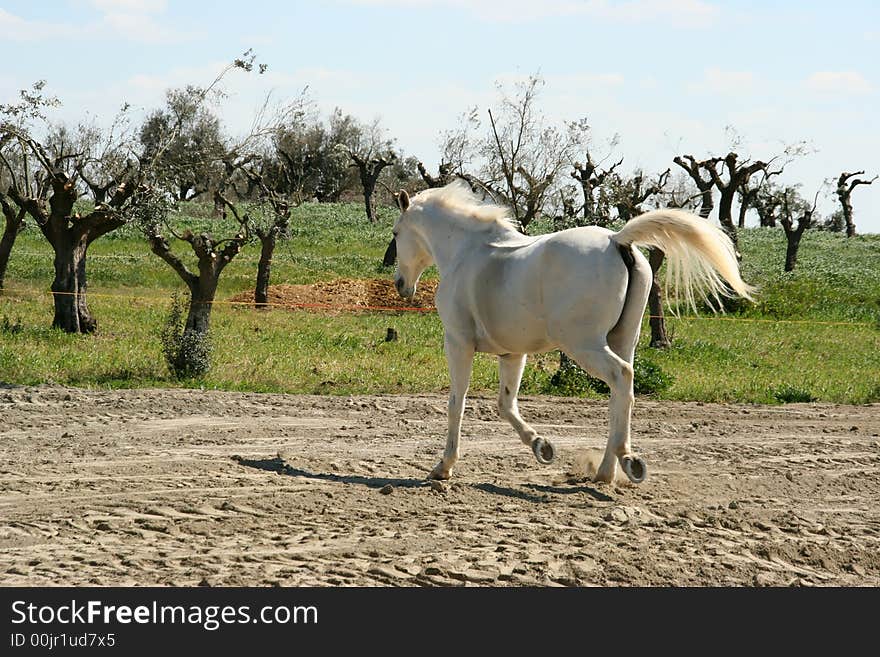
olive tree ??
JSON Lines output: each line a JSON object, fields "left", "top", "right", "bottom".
{"left": 0, "top": 82, "right": 156, "bottom": 332}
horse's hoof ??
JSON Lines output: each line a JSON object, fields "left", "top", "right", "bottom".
{"left": 592, "top": 469, "right": 615, "bottom": 484}
{"left": 621, "top": 455, "right": 647, "bottom": 484}
{"left": 428, "top": 463, "right": 451, "bottom": 480}
{"left": 531, "top": 437, "right": 555, "bottom": 465}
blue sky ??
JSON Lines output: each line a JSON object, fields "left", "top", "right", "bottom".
{"left": 1, "top": 0, "right": 878, "bottom": 231}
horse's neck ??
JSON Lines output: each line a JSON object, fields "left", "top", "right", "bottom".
{"left": 420, "top": 214, "right": 508, "bottom": 274}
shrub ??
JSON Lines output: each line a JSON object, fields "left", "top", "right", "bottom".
{"left": 772, "top": 384, "right": 816, "bottom": 403}
{"left": 545, "top": 352, "right": 673, "bottom": 396}
{"left": 161, "top": 291, "right": 211, "bottom": 379}
{"left": 1, "top": 316, "right": 23, "bottom": 335}
{"left": 632, "top": 356, "right": 674, "bottom": 395}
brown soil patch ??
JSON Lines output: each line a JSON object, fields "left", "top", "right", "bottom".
{"left": 228, "top": 279, "right": 437, "bottom": 313}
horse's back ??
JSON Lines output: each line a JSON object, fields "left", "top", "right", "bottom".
{"left": 539, "top": 228, "right": 632, "bottom": 343}
{"left": 438, "top": 226, "right": 633, "bottom": 354}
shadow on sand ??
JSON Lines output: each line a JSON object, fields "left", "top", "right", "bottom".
{"left": 233, "top": 455, "right": 614, "bottom": 503}
{"left": 232, "top": 455, "right": 427, "bottom": 489}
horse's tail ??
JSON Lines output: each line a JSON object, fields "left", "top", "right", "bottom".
{"left": 611, "top": 209, "right": 755, "bottom": 312}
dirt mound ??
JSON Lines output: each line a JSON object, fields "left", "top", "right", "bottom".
{"left": 228, "top": 279, "right": 438, "bottom": 313}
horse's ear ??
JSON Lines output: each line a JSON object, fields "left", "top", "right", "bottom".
{"left": 396, "top": 189, "right": 410, "bottom": 212}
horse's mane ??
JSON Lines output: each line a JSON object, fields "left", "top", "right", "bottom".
{"left": 414, "top": 181, "right": 518, "bottom": 231}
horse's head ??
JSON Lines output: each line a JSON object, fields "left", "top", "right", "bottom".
{"left": 387, "top": 189, "right": 432, "bottom": 300}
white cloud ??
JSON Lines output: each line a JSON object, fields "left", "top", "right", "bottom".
{"left": 347, "top": 0, "right": 719, "bottom": 27}
{"left": 0, "top": 8, "right": 80, "bottom": 41}
{"left": 556, "top": 72, "right": 626, "bottom": 87}
{"left": 99, "top": 11, "right": 197, "bottom": 44}
{"left": 805, "top": 71, "right": 873, "bottom": 95}
{"left": 90, "top": 0, "right": 167, "bottom": 12}
{"left": 694, "top": 68, "right": 755, "bottom": 95}
{"left": 590, "top": 0, "right": 720, "bottom": 26}
{"left": 0, "top": 4, "right": 196, "bottom": 44}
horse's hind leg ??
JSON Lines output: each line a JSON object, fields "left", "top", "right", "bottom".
{"left": 497, "top": 354, "right": 554, "bottom": 464}
{"left": 566, "top": 344, "right": 646, "bottom": 484}
{"left": 607, "top": 250, "right": 651, "bottom": 364}
{"left": 428, "top": 337, "right": 474, "bottom": 480}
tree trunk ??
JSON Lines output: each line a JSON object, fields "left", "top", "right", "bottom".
{"left": 737, "top": 198, "right": 748, "bottom": 228}
{"left": 255, "top": 232, "right": 277, "bottom": 308}
{"left": 698, "top": 189, "right": 714, "bottom": 219}
{"left": 784, "top": 234, "right": 800, "bottom": 272}
{"left": 165, "top": 278, "right": 217, "bottom": 379}
{"left": 184, "top": 278, "right": 218, "bottom": 337}
{"left": 49, "top": 232, "right": 96, "bottom": 333}
{"left": 362, "top": 179, "right": 377, "bottom": 223}
{"left": 840, "top": 200, "right": 856, "bottom": 238}
{"left": 647, "top": 248, "right": 670, "bottom": 348}
{"left": 0, "top": 217, "right": 22, "bottom": 290}
{"left": 783, "top": 227, "right": 806, "bottom": 273}
{"left": 717, "top": 188, "right": 740, "bottom": 255}
{"left": 581, "top": 181, "right": 594, "bottom": 222}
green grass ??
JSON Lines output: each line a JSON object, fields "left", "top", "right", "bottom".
{"left": 1, "top": 202, "right": 879, "bottom": 403}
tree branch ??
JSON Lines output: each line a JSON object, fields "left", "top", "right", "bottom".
{"left": 147, "top": 233, "right": 197, "bottom": 288}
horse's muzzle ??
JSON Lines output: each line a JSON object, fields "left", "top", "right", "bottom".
{"left": 394, "top": 276, "right": 414, "bottom": 300}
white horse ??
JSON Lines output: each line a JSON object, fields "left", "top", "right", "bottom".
{"left": 385, "top": 182, "right": 753, "bottom": 484}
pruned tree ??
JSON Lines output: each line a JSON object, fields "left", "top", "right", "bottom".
{"left": 478, "top": 75, "right": 590, "bottom": 230}
{"left": 349, "top": 149, "right": 396, "bottom": 223}
{"left": 779, "top": 187, "right": 819, "bottom": 272}
{"left": 148, "top": 192, "right": 249, "bottom": 339}
{"left": 0, "top": 82, "right": 60, "bottom": 290}
{"left": 340, "top": 117, "right": 397, "bottom": 222}
{"left": 672, "top": 154, "right": 716, "bottom": 219}
{"left": 139, "top": 51, "right": 297, "bottom": 375}
{"left": 570, "top": 151, "right": 623, "bottom": 226}
{"left": 0, "top": 83, "right": 157, "bottom": 333}
{"left": 0, "top": 184, "right": 26, "bottom": 290}
{"left": 736, "top": 178, "right": 760, "bottom": 229}
{"left": 142, "top": 155, "right": 252, "bottom": 377}
{"left": 700, "top": 152, "right": 771, "bottom": 255}
{"left": 0, "top": 130, "right": 29, "bottom": 290}
{"left": 753, "top": 183, "right": 784, "bottom": 228}
{"left": 234, "top": 163, "right": 293, "bottom": 307}
{"left": 139, "top": 85, "right": 227, "bottom": 202}
{"left": 836, "top": 170, "right": 877, "bottom": 237}
{"left": 609, "top": 168, "right": 670, "bottom": 223}
{"left": 417, "top": 161, "right": 454, "bottom": 188}
{"left": 269, "top": 103, "right": 357, "bottom": 203}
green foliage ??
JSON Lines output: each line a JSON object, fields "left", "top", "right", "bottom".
{"left": 633, "top": 356, "right": 674, "bottom": 395}
{"left": 546, "top": 354, "right": 593, "bottom": 396}
{"left": 1, "top": 315, "right": 23, "bottom": 334}
{"left": 772, "top": 384, "right": 817, "bottom": 404}
{"left": 139, "top": 86, "right": 226, "bottom": 202}
{"left": 160, "top": 291, "right": 211, "bottom": 379}
{"left": 737, "top": 228, "right": 880, "bottom": 322}
{"left": 544, "top": 353, "right": 673, "bottom": 396}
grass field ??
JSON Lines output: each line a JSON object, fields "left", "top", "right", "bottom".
{"left": 1, "top": 201, "right": 879, "bottom": 403}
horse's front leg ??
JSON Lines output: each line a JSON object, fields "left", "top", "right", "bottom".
{"left": 429, "top": 337, "right": 474, "bottom": 480}
{"left": 497, "top": 354, "right": 555, "bottom": 464}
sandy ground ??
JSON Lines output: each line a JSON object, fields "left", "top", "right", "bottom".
{"left": 1, "top": 385, "right": 879, "bottom": 587}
